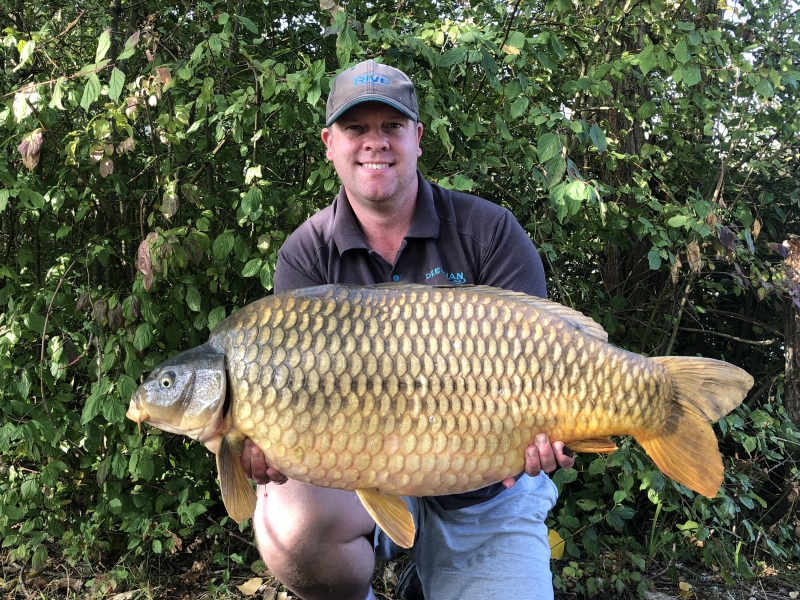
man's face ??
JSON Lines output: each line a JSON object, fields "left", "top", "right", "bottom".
{"left": 321, "top": 101, "right": 423, "bottom": 210}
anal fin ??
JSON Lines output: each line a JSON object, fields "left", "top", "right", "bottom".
{"left": 567, "top": 437, "right": 618, "bottom": 454}
{"left": 355, "top": 489, "right": 416, "bottom": 549}
{"left": 638, "top": 404, "right": 724, "bottom": 498}
{"left": 217, "top": 431, "right": 258, "bottom": 523}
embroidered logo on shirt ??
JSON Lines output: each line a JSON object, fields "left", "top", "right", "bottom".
{"left": 425, "top": 267, "right": 466, "bottom": 284}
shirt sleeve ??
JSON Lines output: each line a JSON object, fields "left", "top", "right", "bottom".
{"left": 273, "top": 234, "right": 326, "bottom": 293}
{"left": 475, "top": 210, "right": 548, "bottom": 299}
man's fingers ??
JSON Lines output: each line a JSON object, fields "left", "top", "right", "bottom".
{"left": 524, "top": 443, "right": 543, "bottom": 477}
{"left": 267, "top": 466, "right": 288, "bottom": 485}
{"left": 553, "top": 441, "right": 576, "bottom": 470}
{"left": 535, "top": 433, "right": 560, "bottom": 473}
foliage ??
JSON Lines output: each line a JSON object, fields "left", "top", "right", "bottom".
{"left": 1, "top": 0, "right": 798, "bottom": 591}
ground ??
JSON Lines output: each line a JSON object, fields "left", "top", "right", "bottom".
{"left": 1, "top": 540, "right": 798, "bottom": 600}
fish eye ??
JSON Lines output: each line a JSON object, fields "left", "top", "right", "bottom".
{"left": 160, "top": 372, "right": 176, "bottom": 388}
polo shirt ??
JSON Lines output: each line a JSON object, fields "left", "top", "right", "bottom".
{"left": 273, "top": 170, "right": 548, "bottom": 508}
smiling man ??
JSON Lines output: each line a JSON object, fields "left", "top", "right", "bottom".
{"left": 241, "top": 59, "right": 574, "bottom": 600}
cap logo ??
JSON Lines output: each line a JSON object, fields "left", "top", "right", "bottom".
{"left": 353, "top": 74, "right": 391, "bottom": 86}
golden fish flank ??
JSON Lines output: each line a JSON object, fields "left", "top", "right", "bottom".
{"left": 126, "top": 283, "right": 754, "bottom": 549}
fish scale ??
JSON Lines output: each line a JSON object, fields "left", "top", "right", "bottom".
{"left": 127, "top": 283, "right": 753, "bottom": 548}
{"left": 209, "top": 285, "right": 663, "bottom": 497}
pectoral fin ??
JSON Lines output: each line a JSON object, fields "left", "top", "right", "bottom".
{"left": 355, "top": 489, "right": 415, "bottom": 549}
{"left": 567, "top": 437, "right": 618, "bottom": 454}
{"left": 217, "top": 431, "right": 257, "bottom": 523}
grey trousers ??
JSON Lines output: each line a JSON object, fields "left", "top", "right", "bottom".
{"left": 374, "top": 473, "right": 558, "bottom": 600}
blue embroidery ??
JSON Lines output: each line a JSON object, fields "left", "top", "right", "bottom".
{"left": 354, "top": 75, "right": 391, "bottom": 86}
{"left": 425, "top": 267, "right": 466, "bottom": 284}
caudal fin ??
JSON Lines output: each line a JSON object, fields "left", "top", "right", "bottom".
{"left": 638, "top": 357, "right": 754, "bottom": 498}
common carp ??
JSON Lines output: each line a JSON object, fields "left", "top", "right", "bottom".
{"left": 126, "top": 283, "right": 753, "bottom": 548}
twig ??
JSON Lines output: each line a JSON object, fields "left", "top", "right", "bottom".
{"left": 464, "top": 0, "right": 523, "bottom": 114}
{"left": 745, "top": 373, "right": 781, "bottom": 409}
{"left": 203, "top": 514, "right": 256, "bottom": 547}
{"left": 39, "top": 252, "right": 85, "bottom": 454}
{"left": 59, "top": 333, "right": 95, "bottom": 369}
{"left": 665, "top": 273, "right": 695, "bottom": 356}
{"left": 18, "top": 566, "right": 30, "bottom": 600}
{"left": 678, "top": 328, "right": 778, "bottom": 346}
{"left": 542, "top": 251, "right": 574, "bottom": 308}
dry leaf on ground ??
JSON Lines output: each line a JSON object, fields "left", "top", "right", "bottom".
{"left": 236, "top": 577, "right": 263, "bottom": 596}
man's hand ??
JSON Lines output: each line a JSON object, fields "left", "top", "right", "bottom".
{"left": 502, "top": 433, "right": 574, "bottom": 489}
{"left": 240, "top": 438, "right": 288, "bottom": 485}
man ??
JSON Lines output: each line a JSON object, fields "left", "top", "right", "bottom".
{"left": 240, "top": 59, "right": 574, "bottom": 600}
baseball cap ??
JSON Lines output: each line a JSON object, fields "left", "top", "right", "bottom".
{"left": 325, "top": 59, "right": 419, "bottom": 127}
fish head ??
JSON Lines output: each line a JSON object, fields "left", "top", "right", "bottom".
{"left": 126, "top": 344, "right": 228, "bottom": 443}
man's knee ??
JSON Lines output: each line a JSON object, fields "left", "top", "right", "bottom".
{"left": 252, "top": 481, "right": 376, "bottom": 595}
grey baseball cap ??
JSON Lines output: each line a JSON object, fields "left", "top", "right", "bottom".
{"left": 325, "top": 59, "right": 419, "bottom": 127}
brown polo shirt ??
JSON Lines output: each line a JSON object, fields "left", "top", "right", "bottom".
{"left": 274, "top": 170, "right": 548, "bottom": 508}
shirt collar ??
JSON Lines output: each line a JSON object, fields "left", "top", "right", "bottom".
{"left": 331, "top": 170, "right": 440, "bottom": 253}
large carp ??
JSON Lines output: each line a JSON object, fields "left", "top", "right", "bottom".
{"left": 126, "top": 284, "right": 753, "bottom": 548}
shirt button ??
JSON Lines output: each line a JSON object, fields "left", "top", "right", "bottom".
{"left": 392, "top": 275, "right": 400, "bottom": 281}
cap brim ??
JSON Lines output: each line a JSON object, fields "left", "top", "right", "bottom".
{"left": 326, "top": 96, "right": 417, "bottom": 127}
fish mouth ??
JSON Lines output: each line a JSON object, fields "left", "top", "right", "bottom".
{"left": 126, "top": 391, "right": 150, "bottom": 424}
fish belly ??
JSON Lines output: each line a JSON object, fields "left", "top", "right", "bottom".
{"left": 213, "top": 284, "right": 672, "bottom": 496}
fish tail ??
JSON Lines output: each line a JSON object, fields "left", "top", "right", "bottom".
{"left": 637, "top": 357, "right": 754, "bottom": 498}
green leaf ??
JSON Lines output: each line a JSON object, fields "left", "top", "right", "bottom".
{"left": 14, "top": 40, "right": 35, "bottom": 71}
{"left": 22, "top": 313, "right": 47, "bottom": 335}
{"left": 439, "top": 47, "right": 467, "bottom": 68}
{"left": 755, "top": 78, "right": 774, "bottom": 98}
{"left": 537, "top": 132, "right": 561, "bottom": 163}
{"left": 613, "top": 506, "right": 636, "bottom": 520}
{"left": 49, "top": 77, "right": 66, "bottom": 110}
{"left": 639, "top": 46, "right": 657, "bottom": 75}
{"left": 637, "top": 101, "right": 657, "bottom": 119}
{"left": 117, "top": 374, "right": 138, "bottom": 401}
{"left": 238, "top": 15, "right": 259, "bottom": 34}
{"left": 242, "top": 258, "right": 263, "bottom": 277}
{"left": 673, "top": 39, "right": 691, "bottom": 64}
{"left": 564, "top": 180, "right": 589, "bottom": 215}
{"left": 186, "top": 286, "right": 201, "bottom": 311}
{"left": 507, "top": 31, "right": 526, "bottom": 49}
{"left": 241, "top": 187, "right": 263, "bottom": 217}
{"left": 80, "top": 74, "right": 102, "bottom": 111}
{"left": 658, "top": 49, "right": 673, "bottom": 72}
{"left": 544, "top": 156, "right": 566, "bottom": 189}
{"left": 452, "top": 174, "right": 474, "bottom": 192}
{"left": 213, "top": 231, "right": 235, "bottom": 260}
{"left": 589, "top": 123, "right": 607, "bottom": 153}
{"left": 307, "top": 83, "right": 321, "bottom": 106}
{"left": 133, "top": 323, "right": 153, "bottom": 351}
{"left": 82, "top": 378, "right": 112, "bottom": 424}
{"left": 610, "top": 295, "right": 627, "bottom": 310}
{"left": 683, "top": 65, "right": 701, "bottom": 86}
{"left": 589, "top": 457, "right": 607, "bottom": 475}
{"left": 208, "top": 306, "right": 227, "bottom": 331}
{"left": 109, "top": 68, "right": 125, "bottom": 102}
{"left": 648, "top": 248, "right": 662, "bottom": 270}
{"left": 96, "top": 29, "right": 112, "bottom": 63}
{"left": 510, "top": 96, "right": 529, "bottom": 119}
{"left": 667, "top": 215, "right": 689, "bottom": 227}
